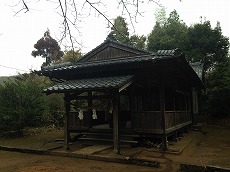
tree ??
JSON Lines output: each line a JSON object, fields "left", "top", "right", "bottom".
{"left": 147, "top": 22, "right": 165, "bottom": 51}
{"left": 110, "top": 16, "right": 130, "bottom": 44}
{"left": 154, "top": 6, "right": 167, "bottom": 27}
{"left": 129, "top": 35, "right": 146, "bottom": 49}
{"left": 206, "top": 59, "right": 230, "bottom": 118}
{"left": 147, "top": 10, "right": 188, "bottom": 51}
{"left": 147, "top": 10, "right": 229, "bottom": 74}
{"left": 185, "top": 21, "right": 229, "bottom": 73}
{"left": 31, "top": 29, "right": 64, "bottom": 66}
{"left": 110, "top": 16, "right": 146, "bottom": 49}
{"left": 63, "top": 49, "right": 82, "bottom": 63}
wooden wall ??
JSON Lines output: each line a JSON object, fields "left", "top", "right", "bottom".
{"left": 132, "top": 111, "right": 192, "bottom": 132}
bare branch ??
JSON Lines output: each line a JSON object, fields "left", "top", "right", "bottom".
{"left": 8, "top": 0, "right": 162, "bottom": 49}
{"left": 58, "top": 0, "right": 74, "bottom": 49}
{"left": 85, "top": 0, "right": 129, "bottom": 42}
{"left": 118, "top": 0, "right": 136, "bottom": 33}
{"left": 22, "top": 0, "right": 29, "bottom": 12}
{"left": 11, "top": 0, "right": 29, "bottom": 16}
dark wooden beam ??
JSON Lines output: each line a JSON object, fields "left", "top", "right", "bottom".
{"left": 87, "top": 91, "right": 93, "bottom": 128}
{"left": 69, "top": 91, "right": 86, "bottom": 100}
{"left": 159, "top": 78, "right": 168, "bottom": 151}
{"left": 112, "top": 94, "right": 120, "bottom": 154}
{"left": 64, "top": 92, "right": 70, "bottom": 150}
{"left": 76, "top": 94, "right": 111, "bottom": 100}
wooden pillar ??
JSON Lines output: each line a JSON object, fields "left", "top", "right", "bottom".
{"left": 113, "top": 94, "right": 120, "bottom": 154}
{"left": 64, "top": 92, "right": 70, "bottom": 150}
{"left": 192, "top": 89, "right": 199, "bottom": 124}
{"left": 129, "top": 90, "right": 135, "bottom": 129}
{"left": 87, "top": 91, "right": 92, "bottom": 127}
{"left": 159, "top": 79, "right": 168, "bottom": 151}
{"left": 173, "top": 93, "right": 176, "bottom": 127}
{"left": 184, "top": 95, "right": 188, "bottom": 120}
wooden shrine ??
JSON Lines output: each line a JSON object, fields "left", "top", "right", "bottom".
{"left": 36, "top": 35, "right": 203, "bottom": 153}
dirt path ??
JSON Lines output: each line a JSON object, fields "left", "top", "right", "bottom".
{"left": 0, "top": 150, "right": 161, "bottom": 172}
{"left": 0, "top": 125, "right": 229, "bottom": 172}
{"left": 165, "top": 125, "right": 230, "bottom": 168}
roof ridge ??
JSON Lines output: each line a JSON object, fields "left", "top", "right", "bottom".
{"left": 157, "top": 48, "right": 182, "bottom": 56}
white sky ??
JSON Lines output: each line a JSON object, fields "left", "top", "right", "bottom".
{"left": 0, "top": 0, "right": 230, "bottom": 76}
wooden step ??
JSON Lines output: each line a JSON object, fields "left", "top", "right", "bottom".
{"left": 78, "top": 137, "right": 138, "bottom": 144}
{"left": 81, "top": 132, "right": 140, "bottom": 138}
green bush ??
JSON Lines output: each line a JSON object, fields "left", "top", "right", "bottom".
{"left": 0, "top": 77, "right": 46, "bottom": 133}
{"left": 44, "top": 93, "right": 65, "bottom": 127}
{"left": 0, "top": 73, "right": 67, "bottom": 134}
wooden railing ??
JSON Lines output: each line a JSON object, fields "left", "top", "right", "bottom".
{"left": 165, "top": 111, "right": 191, "bottom": 129}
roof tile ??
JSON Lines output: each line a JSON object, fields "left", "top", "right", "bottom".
{"left": 43, "top": 75, "right": 134, "bottom": 93}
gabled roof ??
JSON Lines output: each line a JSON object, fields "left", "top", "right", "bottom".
{"left": 79, "top": 35, "right": 149, "bottom": 62}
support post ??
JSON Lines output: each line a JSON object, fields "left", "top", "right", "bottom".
{"left": 113, "top": 94, "right": 120, "bottom": 154}
{"left": 192, "top": 89, "right": 199, "bottom": 124}
{"left": 87, "top": 91, "right": 92, "bottom": 127}
{"left": 159, "top": 79, "right": 168, "bottom": 151}
{"left": 64, "top": 92, "right": 70, "bottom": 150}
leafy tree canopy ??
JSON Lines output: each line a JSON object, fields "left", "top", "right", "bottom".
{"left": 129, "top": 35, "right": 146, "bottom": 49}
{"left": 147, "top": 10, "right": 188, "bottom": 51}
{"left": 154, "top": 6, "right": 167, "bottom": 27}
{"left": 31, "top": 29, "right": 64, "bottom": 66}
{"left": 147, "top": 10, "right": 229, "bottom": 74}
{"left": 110, "top": 16, "right": 146, "bottom": 49}
{"left": 110, "top": 16, "right": 130, "bottom": 44}
{"left": 148, "top": 9, "right": 230, "bottom": 120}
{"left": 62, "top": 49, "right": 82, "bottom": 63}
{"left": 186, "top": 21, "right": 229, "bottom": 72}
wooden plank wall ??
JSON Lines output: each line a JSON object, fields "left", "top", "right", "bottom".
{"left": 133, "top": 111, "right": 192, "bottom": 131}
{"left": 132, "top": 111, "right": 162, "bottom": 130}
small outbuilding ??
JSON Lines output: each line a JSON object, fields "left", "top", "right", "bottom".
{"left": 36, "top": 35, "right": 203, "bottom": 153}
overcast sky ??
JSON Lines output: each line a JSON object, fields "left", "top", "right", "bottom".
{"left": 0, "top": 0, "right": 229, "bottom": 76}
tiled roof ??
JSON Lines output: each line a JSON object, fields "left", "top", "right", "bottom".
{"left": 41, "top": 55, "right": 152, "bottom": 72}
{"left": 43, "top": 75, "right": 134, "bottom": 93}
{"left": 40, "top": 50, "right": 180, "bottom": 73}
